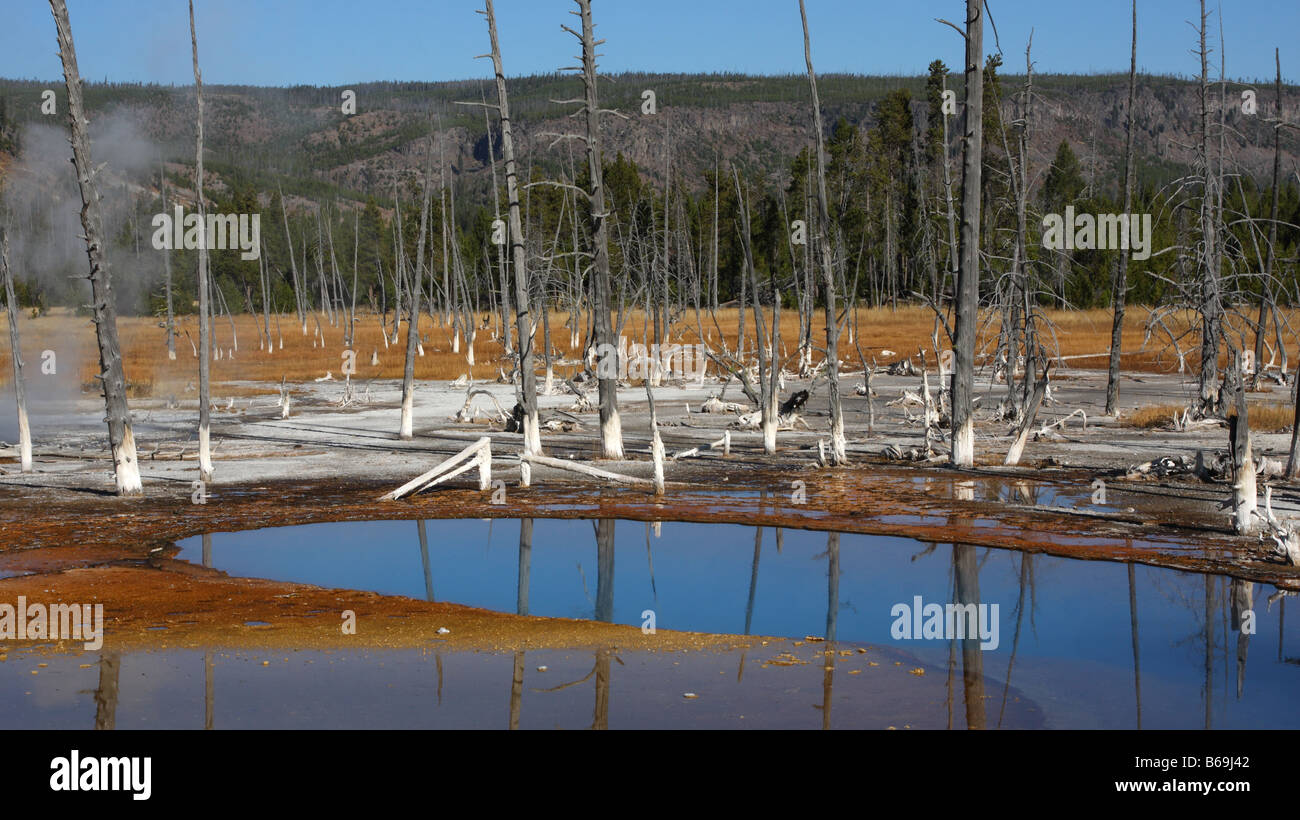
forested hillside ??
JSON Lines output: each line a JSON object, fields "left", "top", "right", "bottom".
{"left": 1, "top": 67, "right": 1298, "bottom": 321}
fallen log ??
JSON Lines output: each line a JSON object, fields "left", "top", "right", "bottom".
{"left": 380, "top": 437, "right": 492, "bottom": 500}
{"left": 1005, "top": 364, "right": 1050, "bottom": 466}
{"left": 1038, "top": 408, "right": 1086, "bottom": 434}
{"left": 519, "top": 452, "right": 658, "bottom": 488}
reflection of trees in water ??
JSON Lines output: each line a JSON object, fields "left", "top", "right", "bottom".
{"left": 997, "top": 552, "right": 1036, "bottom": 728}
{"left": 645, "top": 522, "right": 658, "bottom": 602}
{"left": 592, "top": 648, "right": 611, "bottom": 730}
{"left": 205, "top": 651, "right": 214, "bottom": 730}
{"left": 1148, "top": 570, "right": 1235, "bottom": 726}
{"left": 93, "top": 652, "right": 120, "bottom": 730}
{"left": 1230, "top": 578, "right": 1253, "bottom": 699}
{"left": 509, "top": 650, "right": 525, "bottom": 730}
{"left": 745, "top": 526, "right": 762, "bottom": 635}
{"left": 595, "top": 519, "right": 614, "bottom": 623}
{"left": 1128, "top": 562, "right": 1142, "bottom": 729}
{"left": 527, "top": 647, "right": 616, "bottom": 731}
{"left": 418, "top": 520, "right": 434, "bottom": 603}
{"left": 517, "top": 519, "right": 532, "bottom": 616}
{"left": 917, "top": 537, "right": 1029, "bottom": 729}
{"left": 1148, "top": 568, "right": 1213, "bottom": 645}
{"left": 953, "top": 544, "right": 985, "bottom": 730}
{"left": 1139, "top": 568, "right": 1264, "bottom": 726}
{"left": 820, "top": 532, "right": 840, "bottom": 729}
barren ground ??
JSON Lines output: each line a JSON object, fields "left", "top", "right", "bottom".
{"left": 3, "top": 308, "right": 1300, "bottom": 656}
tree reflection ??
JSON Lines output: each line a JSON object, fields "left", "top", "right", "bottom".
{"left": 509, "top": 650, "right": 524, "bottom": 730}
{"left": 418, "top": 520, "right": 434, "bottom": 602}
{"left": 1230, "top": 577, "right": 1253, "bottom": 699}
{"left": 953, "top": 543, "right": 985, "bottom": 730}
{"left": 517, "top": 519, "right": 532, "bottom": 616}
{"left": 93, "top": 652, "right": 120, "bottom": 730}
{"left": 204, "top": 651, "right": 214, "bottom": 730}
{"left": 821, "top": 532, "right": 840, "bottom": 729}
{"left": 594, "top": 519, "right": 615, "bottom": 623}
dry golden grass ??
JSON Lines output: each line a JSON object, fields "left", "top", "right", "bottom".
{"left": 2, "top": 305, "right": 1299, "bottom": 398}
{"left": 1247, "top": 404, "right": 1295, "bottom": 431}
{"left": 1126, "top": 404, "right": 1190, "bottom": 428}
{"left": 1126, "top": 402, "right": 1294, "bottom": 431}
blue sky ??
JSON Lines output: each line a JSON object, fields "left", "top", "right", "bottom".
{"left": 2, "top": 1, "right": 1297, "bottom": 86}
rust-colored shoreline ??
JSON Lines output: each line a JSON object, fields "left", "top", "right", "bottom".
{"left": 2, "top": 462, "right": 1293, "bottom": 584}
{"left": 0, "top": 566, "right": 768, "bottom": 655}
{"left": 0, "top": 463, "right": 1296, "bottom": 658}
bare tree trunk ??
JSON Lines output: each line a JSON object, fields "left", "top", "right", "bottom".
{"left": 93, "top": 652, "right": 120, "bottom": 730}
{"left": 278, "top": 187, "right": 305, "bottom": 334}
{"left": 482, "top": 97, "right": 513, "bottom": 356}
{"left": 954, "top": 543, "right": 985, "bottom": 728}
{"left": 441, "top": 159, "right": 451, "bottom": 328}
{"left": 188, "top": 0, "right": 214, "bottom": 481}
{"left": 799, "top": 0, "right": 845, "bottom": 464}
{"left": 1254, "top": 53, "right": 1282, "bottom": 387}
{"left": 574, "top": 0, "right": 623, "bottom": 459}
{"left": 950, "top": 0, "right": 983, "bottom": 468}
{"left": 1105, "top": 1, "right": 1138, "bottom": 416}
{"left": 160, "top": 165, "right": 176, "bottom": 361}
{"left": 261, "top": 239, "right": 273, "bottom": 352}
{"left": 485, "top": 0, "right": 540, "bottom": 455}
{"left": 0, "top": 227, "right": 32, "bottom": 471}
{"left": 734, "top": 171, "right": 778, "bottom": 453}
{"left": 1196, "top": 0, "right": 1223, "bottom": 416}
{"left": 1005, "top": 365, "right": 1049, "bottom": 466}
{"left": 1277, "top": 56, "right": 1300, "bottom": 476}
{"left": 400, "top": 151, "right": 435, "bottom": 440}
{"left": 1229, "top": 357, "right": 1257, "bottom": 533}
{"left": 940, "top": 75, "right": 959, "bottom": 298}
{"left": 50, "top": 0, "right": 141, "bottom": 494}
{"left": 348, "top": 212, "right": 359, "bottom": 347}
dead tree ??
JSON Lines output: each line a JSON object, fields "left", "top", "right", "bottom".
{"left": 1255, "top": 50, "right": 1284, "bottom": 388}
{"left": 1105, "top": 0, "right": 1138, "bottom": 416}
{"left": 1004, "top": 363, "right": 1050, "bottom": 467}
{"left": 734, "top": 170, "right": 779, "bottom": 453}
{"left": 1227, "top": 355, "right": 1257, "bottom": 534}
{"left": 278, "top": 188, "right": 307, "bottom": 334}
{"left": 49, "top": 0, "right": 142, "bottom": 494}
{"left": 160, "top": 164, "right": 176, "bottom": 361}
{"left": 0, "top": 225, "right": 32, "bottom": 472}
{"left": 799, "top": 0, "right": 845, "bottom": 464}
{"left": 480, "top": 94, "right": 513, "bottom": 356}
{"left": 260, "top": 236, "right": 273, "bottom": 352}
{"left": 189, "top": 0, "right": 213, "bottom": 481}
{"left": 989, "top": 36, "right": 1043, "bottom": 423}
{"left": 399, "top": 150, "right": 435, "bottom": 440}
{"left": 949, "top": 0, "right": 983, "bottom": 468}
{"left": 1195, "top": 0, "right": 1225, "bottom": 417}
{"left": 483, "top": 0, "right": 541, "bottom": 454}
{"left": 1278, "top": 56, "right": 1300, "bottom": 476}
{"left": 571, "top": 0, "right": 623, "bottom": 458}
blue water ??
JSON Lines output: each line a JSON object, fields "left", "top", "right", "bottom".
{"left": 175, "top": 519, "right": 1300, "bottom": 729}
